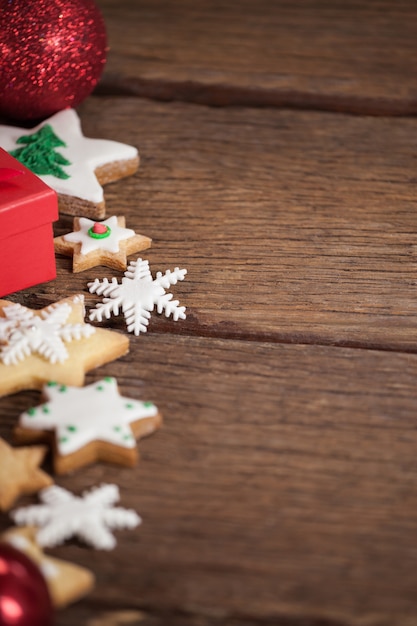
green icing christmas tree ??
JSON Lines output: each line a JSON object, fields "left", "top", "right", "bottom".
{"left": 10, "top": 124, "right": 71, "bottom": 179}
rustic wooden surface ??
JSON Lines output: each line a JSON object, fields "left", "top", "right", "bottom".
{"left": 96, "top": 0, "right": 417, "bottom": 115}
{"left": 1, "top": 1, "right": 417, "bottom": 625}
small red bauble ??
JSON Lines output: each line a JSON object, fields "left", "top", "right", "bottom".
{"left": 0, "top": 0, "right": 107, "bottom": 121}
{"left": 0, "top": 543, "right": 53, "bottom": 626}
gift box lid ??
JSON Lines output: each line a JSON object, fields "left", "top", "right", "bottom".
{"left": 0, "top": 148, "right": 58, "bottom": 240}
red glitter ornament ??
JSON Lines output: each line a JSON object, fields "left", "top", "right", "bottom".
{"left": 0, "top": 0, "right": 107, "bottom": 121}
{"left": 0, "top": 543, "right": 53, "bottom": 626}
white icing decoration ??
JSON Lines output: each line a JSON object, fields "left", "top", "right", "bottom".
{"left": 11, "top": 484, "right": 141, "bottom": 550}
{"left": 0, "top": 302, "right": 95, "bottom": 365}
{"left": 88, "top": 258, "right": 187, "bottom": 336}
{"left": 64, "top": 216, "right": 135, "bottom": 255}
{"left": 0, "top": 109, "right": 138, "bottom": 204}
{"left": 19, "top": 377, "right": 158, "bottom": 455}
{"left": 40, "top": 561, "right": 59, "bottom": 579}
{"left": 6, "top": 535, "right": 30, "bottom": 551}
{"left": 6, "top": 533, "right": 58, "bottom": 579}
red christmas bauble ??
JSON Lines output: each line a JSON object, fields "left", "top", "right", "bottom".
{"left": 0, "top": 0, "right": 107, "bottom": 121}
{"left": 0, "top": 543, "right": 53, "bottom": 626}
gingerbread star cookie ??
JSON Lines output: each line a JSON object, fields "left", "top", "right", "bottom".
{"left": 0, "top": 108, "right": 139, "bottom": 219}
{"left": 0, "top": 295, "right": 129, "bottom": 397}
{"left": 54, "top": 216, "right": 151, "bottom": 273}
{"left": 14, "top": 377, "right": 161, "bottom": 474}
{"left": 0, "top": 438, "right": 52, "bottom": 511}
{"left": 1, "top": 527, "right": 95, "bottom": 608}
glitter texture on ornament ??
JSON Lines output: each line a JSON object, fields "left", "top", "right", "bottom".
{"left": 0, "top": 0, "right": 107, "bottom": 121}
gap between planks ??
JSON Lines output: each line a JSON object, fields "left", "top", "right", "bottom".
{"left": 95, "top": 77, "right": 417, "bottom": 118}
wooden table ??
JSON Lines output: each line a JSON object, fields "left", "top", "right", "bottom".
{"left": 2, "top": 1, "right": 417, "bottom": 624}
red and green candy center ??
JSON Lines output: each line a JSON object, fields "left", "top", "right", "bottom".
{"left": 88, "top": 222, "right": 111, "bottom": 239}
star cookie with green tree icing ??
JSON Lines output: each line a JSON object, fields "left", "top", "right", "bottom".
{"left": 14, "top": 377, "right": 161, "bottom": 474}
{"left": 54, "top": 215, "right": 151, "bottom": 273}
{"left": 0, "top": 108, "right": 139, "bottom": 219}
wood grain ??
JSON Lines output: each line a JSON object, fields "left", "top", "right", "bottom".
{"left": 1, "top": 8, "right": 416, "bottom": 619}
{"left": 1, "top": 335, "right": 417, "bottom": 626}
{"left": 95, "top": 0, "right": 417, "bottom": 115}
{"left": 58, "top": 606, "right": 345, "bottom": 626}
{"left": 9, "top": 97, "right": 417, "bottom": 351}
{"left": 57, "top": 608, "right": 347, "bottom": 626}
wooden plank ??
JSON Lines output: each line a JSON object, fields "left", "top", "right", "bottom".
{"left": 9, "top": 97, "right": 417, "bottom": 350}
{"left": 95, "top": 0, "right": 417, "bottom": 115}
{"left": 2, "top": 335, "right": 417, "bottom": 625}
{"left": 57, "top": 606, "right": 344, "bottom": 626}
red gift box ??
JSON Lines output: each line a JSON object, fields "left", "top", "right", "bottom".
{"left": 0, "top": 148, "right": 58, "bottom": 297}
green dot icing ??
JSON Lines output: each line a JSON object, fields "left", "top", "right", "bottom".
{"left": 59, "top": 437, "right": 68, "bottom": 444}
{"left": 113, "top": 426, "right": 121, "bottom": 432}
{"left": 143, "top": 401, "right": 154, "bottom": 408}
{"left": 123, "top": 434, "right": 133, "bottom": 440}
{"left": 96, "top": 385, "right": 104, "bottom": 391}
{"left": 67, "top": 425, "right": 77, "bottom": 432}
{"left": 88, "top": 225, "right": 111, "bottom": 239}
{"left": 59, "top": 385, "right": 67, "bottom": 393}
{"left": 27, "top": 407, "right": 36, "bottom": 416}
{"left": 10, "top": 125, "right": 71, "bottom": 180}
{"left": 104, "top": 377, "right": 113, "bottom": 383}
{"left": 47, "top": 381, "right": 58, "bottom": 387}
{"left": 125, "top": 403, "right": 134, "bottom": 409}
{"left": 42, "top": 405, "right": 50, "bottom": 414}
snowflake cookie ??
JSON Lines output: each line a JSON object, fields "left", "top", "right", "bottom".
{"left": 15, "top": 377, "right": 162, "bottom": 474}
{"left": 11, "top": 484, "right": 141, "bottom": 550}
{"left": 0, "top": 299, "right": 95, "bottom": 366}
{"left": 0, "top": 296, "right": 129, "bottom": 397}
{"left": 88, "top": 258, "right": 187, "bottom": 336}
{"left": 0, "top": 438, "right": 52, "bottom": 511}
{"left": 54, "top": 215, "right": 151, "bottom": 273}
{"left": 2, "top": 527, "right": 95, "bottom": 608}
{"left": 0, "top": 109, "right": 139, "bottom": 219}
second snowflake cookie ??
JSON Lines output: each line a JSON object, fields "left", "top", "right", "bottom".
{"left": 11, "top": 484, "right": 140, "bottom": 550}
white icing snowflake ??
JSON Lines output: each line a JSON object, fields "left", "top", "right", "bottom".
{"left": 88, "top": 258, "right": 187, "bottom": 335}
{"left": 0, "top": 302, "right": 95, "bottom": 365}
{"left": 11, "top": 484, "right": 141, "bottom": 550}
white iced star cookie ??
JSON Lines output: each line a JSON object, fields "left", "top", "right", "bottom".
{"left": 1, "top": 527, "right": 95, "bottom": 608}
{"left": 0, "top": 296, "right": 129, "bottom": 398}
{"left": 14, "top": 376, "right": 161, "bottom": 474}
{"left": 11, "top": 484, "right": 141, "bottom": 550}
{"left": 54, "top": 215, "right": 152, "bottom": 273}
{"left": 0, "top": 109, "right": 139, "bottom": 219}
